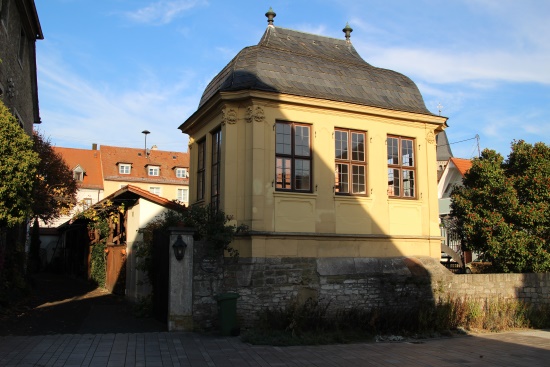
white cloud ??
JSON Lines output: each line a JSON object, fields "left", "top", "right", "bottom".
{"left": 344, "top": 1, "right": 550, "bottom": 87}
{"left": 293, "top": 24, "right": 327, "bottom": 37}
{"left": 358, "top": 44, "right": 550, "bottom": 86}
{"left": 36, "top": 50, "right": 198, "bottom": 151}
{"left": 123, "top": 0, "right": 207, "bottom": 25}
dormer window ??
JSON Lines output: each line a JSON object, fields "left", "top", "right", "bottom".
{"left": 118, "top": 163, "right": 131, "bottom": 174}
{"left": 73, "top": 165, "right": 85, "bottom": 182}
{"left": 175, "top": 167, "right": 188, "bottom": 178}
{"left": 148, "top": 165, "right": 160, "bottom": 176}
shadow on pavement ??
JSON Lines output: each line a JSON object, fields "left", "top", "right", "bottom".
{"left": 0, "top": 272, "right": 166, "bottom": 336}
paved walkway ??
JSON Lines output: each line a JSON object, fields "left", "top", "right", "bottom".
{"left": 1, "top": 329, "right": 549, "bottom": 366}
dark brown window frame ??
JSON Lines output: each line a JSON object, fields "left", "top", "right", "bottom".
{"left": 275, "top": 121, "right": 312, "bottom": 192}
{"left": 387, "top": 135, "right": 416, "bottom": 198}
{"left": 196, "top": 139, "right": 206, "bottom": 201}
{"left": 18, "top": 27, "right": 26, "bottom": 67}
{"left": 211, "top": 128, "right": 222, "bottom": 211}
{"left": 335, "top": 128, "right": 367, "bottom": 195}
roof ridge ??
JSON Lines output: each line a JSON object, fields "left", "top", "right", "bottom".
{"left": 258, "top": 26, "right": 367, "bottom": 67}
{"left": 270, "top": 26, "right": 351, "bottom": 43}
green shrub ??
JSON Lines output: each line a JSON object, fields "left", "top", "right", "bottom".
{"left": 90, "top": 241, "right": 106, "bottom": 287}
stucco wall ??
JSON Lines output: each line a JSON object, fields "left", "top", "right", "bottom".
{"left": 125, "top": 200, "right": 174, "bottom": 302}
{"left": 186, "top": 95, "right": 444, "bottom": 259}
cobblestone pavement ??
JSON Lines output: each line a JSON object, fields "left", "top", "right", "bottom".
{"left": 1, "top": 329, "right": 549, "bottom": 366}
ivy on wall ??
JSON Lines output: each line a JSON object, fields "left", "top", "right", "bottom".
{"left": 77, "top": 200, "right": 125, "bottom": 288}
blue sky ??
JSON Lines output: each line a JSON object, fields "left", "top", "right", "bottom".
{"left": 34, "top": 0, "right": 550, "bottom": 159}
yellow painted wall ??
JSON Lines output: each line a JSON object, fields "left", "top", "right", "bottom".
{"left": 183, "top": 92, "right": 446, "bottom": 259}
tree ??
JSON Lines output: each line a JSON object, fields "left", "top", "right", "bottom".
{"left": 0, "top": 100, "right": 40, "bottom": 304}
{"left": 0, "top": 101, "right": 40, "bottom": 227}
{"left": 31, "top": 132, "right": 78, "bottom": 223}
{"left": 451, "top": 140, "right": 550, "bottom": 273}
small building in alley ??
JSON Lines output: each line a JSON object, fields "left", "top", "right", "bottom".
{"left": 176, "top": 10, "right": 450, "bottom": 329}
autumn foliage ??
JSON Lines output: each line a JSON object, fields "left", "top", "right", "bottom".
{"left": 451, "top": 140, "right": 550, "bottom": 272}
{"left": 31, "top": 132, "right": 78, "bottom": 223}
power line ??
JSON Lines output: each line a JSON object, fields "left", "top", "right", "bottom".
{"left": 439, "top": 135, "right": 478, "bottom": 147}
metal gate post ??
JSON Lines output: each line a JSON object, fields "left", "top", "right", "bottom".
{"left": 167, "top": 227, "right": 194, "bottom": 331}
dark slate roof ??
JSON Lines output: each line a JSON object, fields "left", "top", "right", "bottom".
{"left": 436, "top": 131, "right": 453, "bottom": 161}
{"left": 199, "top": 26, "right": 432, "bottom": 115}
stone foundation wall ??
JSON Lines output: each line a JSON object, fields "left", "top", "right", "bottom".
{"left": 439, "top": 272, "right": 550, "bottom": 304}
{"left": 190, "top": 250, "right": 550, "bottom": 331}
{"left": 190, "top": 253, "right": 451, "bottom": 331}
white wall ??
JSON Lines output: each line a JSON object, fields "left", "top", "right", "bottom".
{"left": 125, "top": 199, "right": 176, "bottom": 303}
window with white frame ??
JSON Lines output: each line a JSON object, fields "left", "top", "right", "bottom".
{"left": 175, "top": 167, "right": 187, "bottom": 178}
{"left": 177, "top": 188, "right": 189, "bottom": 203}
{"left": 119, "top": 164, "right": 131, "bottom": 174}
{"left": 149, "top": 187, "right": 161, "bottom": 196}
{"left": 148, "top": 165, "right": 160, "bottom": 176}
{"left": 73, "top": 166, "right": 85, "bottom": 182}
{"left": 83, "top": 198, "right": 92, "bottom": 210}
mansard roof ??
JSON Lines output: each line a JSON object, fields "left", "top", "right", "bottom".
{"left": 199, "top": 25, "right": 432, "bottom": 115}
{"left": 436, "top": 130, "right": 454, "bottom": 161}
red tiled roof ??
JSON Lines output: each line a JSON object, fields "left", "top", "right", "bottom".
{"left": 100, "top": 146, "right": 189, "bottom": 185}
{"left": 54, "top": 147, "right": 104, "bottom": 189}
{"left": 58, "top": 184, "right": 186, "bottom": 229}
{"left": 450, "top": 157, "right": 472, "bottom": 177}
{"left": 104, "top": 185, "right": 186, "bottom": 212}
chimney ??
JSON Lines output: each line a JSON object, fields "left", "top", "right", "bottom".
{"left": 92, "top": 143, "right": 97, "bottom": 150}
{"left": 151, "top": 145, "right": 158, "bottom": 150}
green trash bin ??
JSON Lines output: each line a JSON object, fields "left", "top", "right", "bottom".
{"left": 215, "top": 292, "right": 240, "bottom": 336}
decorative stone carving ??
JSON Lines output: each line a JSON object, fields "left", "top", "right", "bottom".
{"left": 222, "top": 108, "right": 238, "bottom": 125}
{"left": 7, "top": 78, "right": 16, "bottom": 99}
{"left": 426, "top": 132, "right": 436, "bottom": 145}
{"left": 245, "top": 105, "right": 265, "bottom": 123}
{"left": 188, "top": 137, "right": 195, "bottom": 149}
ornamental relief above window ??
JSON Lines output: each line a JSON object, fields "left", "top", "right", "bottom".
{"left": 426, "top": 131, "right": 436, "bottom": 145}
{"left": 245, "top": 105, "right": 265, "bottom": 123}
{"left": 221, "top": 108, "right": 238, "bottom": 125}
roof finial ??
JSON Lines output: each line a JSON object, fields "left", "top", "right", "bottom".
{"left": 343, "top": 22, "right": 353, "bottom": 43}
{"left": 265, "top": 7, "right": 276, "bottom": 26}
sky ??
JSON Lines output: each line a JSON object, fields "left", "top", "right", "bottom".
{"left": 34, "top": 0, "right": 550, "bottom": 159}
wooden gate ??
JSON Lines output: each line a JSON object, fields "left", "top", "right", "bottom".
{"left": 105, "top": 244, "right": 127, "bottom": 294}
{"left": 152, "top": 229, "right": 170, "bottom": 323}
